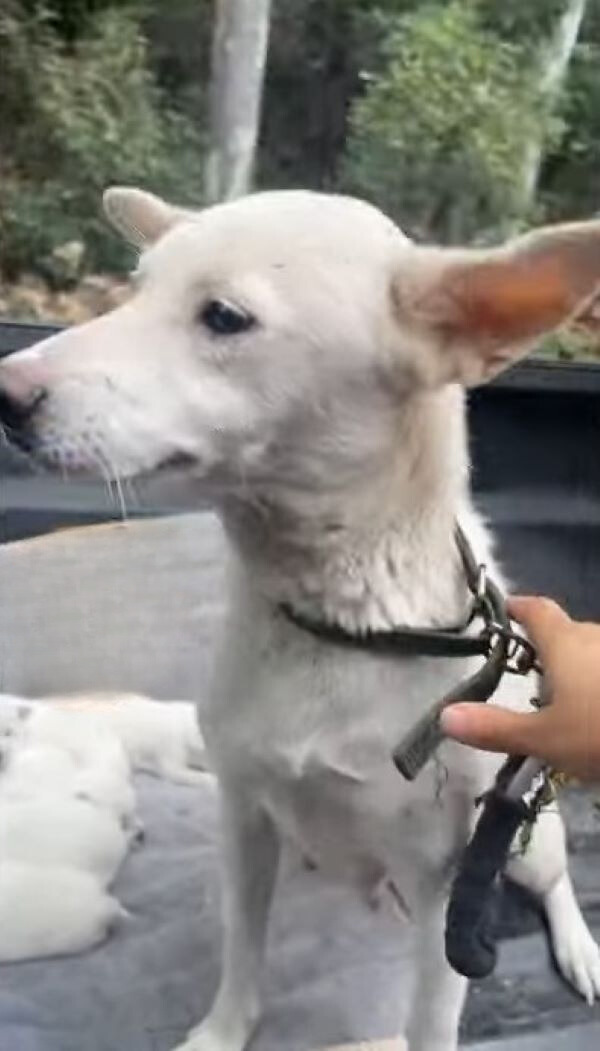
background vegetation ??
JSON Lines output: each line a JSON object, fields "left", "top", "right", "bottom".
{"left": 1, "top": 0, "right": 599, "bottom": 357}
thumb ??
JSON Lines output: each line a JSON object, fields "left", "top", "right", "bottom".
{"left": 441, "top": 703, "right": 543, "bottom": 755}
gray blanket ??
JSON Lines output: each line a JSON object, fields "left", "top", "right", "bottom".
{"left": 2, "top": 773, "right": 599, "bottom": 1051}
{"left": 0, "top": 775, "right": 423, "bottom": 1051}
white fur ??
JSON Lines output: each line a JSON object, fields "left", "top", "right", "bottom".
{"left": 0, "top": 739, "right": 137, "bottom": 828}
{"left": 0, "top": 863, "right": 126, "bottom": 964}
{"left": 0, "top": 699, "right": 129, "bottom": 771}
{"left": 0, "top": 797, "right": 128, "bottom": 886}
{"left": 0, "top": 741, "right": 79, "bottom": 797}
{"left": 69, "top": 695, "right": 209, "bottom": 784}
{"left": 0, "top": 692, "right": 208, "bottom": 785}
{"left": 1, "top": 189, "right": 599, "bottom": 1050}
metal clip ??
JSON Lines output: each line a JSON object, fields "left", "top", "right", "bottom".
{"left": 485, "top": 623, "right": 541, "bottom": 677}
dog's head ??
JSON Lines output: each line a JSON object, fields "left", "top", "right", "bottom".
{"left": 1, "top": 188, "right": 599, "bottom": 499}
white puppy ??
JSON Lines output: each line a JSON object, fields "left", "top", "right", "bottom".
{"left": 0, "top": 741, "right": 79, "bottom": 797}
{"left": 0, "top": 863, "right": 126, "bottom": 964}
{"left": 0, "top": 692, "right": 208, "bottom": 785}
{"left": 0, "top": 696, "right": 128, "bottom": 771}
{"left": 2, "top": 189, "right": 600, "bottom": 1050}
{"left": 0, "top": 797, "right": 128, "bottom": 887}
{"left": 82, "top": 696, "right": 209, "bottom": 784}
{"left": 73, "top": 756, "right": 139, "bottom": 828}
{"left": 0, "top": 738, "right": 138, "bottom": 829}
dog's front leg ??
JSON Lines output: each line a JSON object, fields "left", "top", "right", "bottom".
{"left": 174, "top": 788, "right": 280, "bottom": 1051}
{"left": 405, "top": 900, "right": 467, "bottom": 1051}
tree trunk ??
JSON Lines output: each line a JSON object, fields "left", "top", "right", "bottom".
{"left": 519, "top": 0, "right": 587, "bottom": 211}
{"left": 205, "top": 0, "right": 272, "bottom": 203}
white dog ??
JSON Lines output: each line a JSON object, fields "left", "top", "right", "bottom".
{"left": 0, "top": 863, "right": 127, "bottom": 964}
{"left": 1, "top": 188, "right": 600, "bottom": 1050}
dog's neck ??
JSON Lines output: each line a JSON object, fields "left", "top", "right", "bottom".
{"left": 220, "top": 386, "right": 478, "bottom": 633}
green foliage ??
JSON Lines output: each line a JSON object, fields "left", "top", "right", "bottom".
{"left": 20, "top": 0, "right": 143, "bottom": 41}
{"left": 0, "top": 3, "right": 204, "bottom": 280}
{"left": 476, "top": 0, "right": 570, "bottom": 46}
{"left": 2, "top": 0, "right": 600, "bottom": 369}
{"left": 538, "top": 326, "right": 600, "bottom": 361}
{"left": 341, "top": 1, "right": 551, "bottom": 244}
{"left": 259, "top": 0, "right": 424, "bottom": 190}
{"left": 540, "top": 38, "right": 600, "bottom": 222}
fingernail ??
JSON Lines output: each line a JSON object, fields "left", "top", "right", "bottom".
{"left": 441, "top": 706, "right": 468, "bottom": 737}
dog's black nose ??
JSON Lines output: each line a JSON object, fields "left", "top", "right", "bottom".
{"left": 0, "top": 386, "right": 47, "bottom": 432}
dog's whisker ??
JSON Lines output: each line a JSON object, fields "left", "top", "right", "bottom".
{"left": 91, "top": 444, "right": 129, "bottom": 522}
{"left": 85, "top": 445, "right": 113, "bottom": 502}
{"left": 123, "top": 475, "right": 140, "bottom": 509}
{"left": 112, "top": 471, "right": 129, "bottom": 522}
{"left": 100, "top": 451, "right": 128, "bottom": 522}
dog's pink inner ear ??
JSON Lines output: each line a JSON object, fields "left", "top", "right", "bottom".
{"left": 399, "top": 221, "right": 600, "bottom": 382}
{"left": 442, "top": 255, "right": 574, "bottom": 347}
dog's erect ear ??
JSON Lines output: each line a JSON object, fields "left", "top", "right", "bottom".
{"left": 103, "top": 187, "right": 191, "bottom": 248}
{"left": 391, "top": 221, "right": 600, "bottom": 386}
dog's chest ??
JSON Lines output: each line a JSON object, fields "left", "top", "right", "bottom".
{"left": 207, "top": 604, "right": 494, "bottom": 907}
{"left": 258, "top": 729, "right": 478, "bottom": 907}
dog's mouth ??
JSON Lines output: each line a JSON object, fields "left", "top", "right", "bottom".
{"left": 1, "top": 423, "right": 37, "bottom": 456}
{"left": 5, "top": 427, "right": 201, "bottom": 478}
{"left": 154, "top": 451, "right": 199, "bottom": 474}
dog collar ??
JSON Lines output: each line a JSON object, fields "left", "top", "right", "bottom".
{"left": 280, "top": 525, "right": 539, "bottom": 781}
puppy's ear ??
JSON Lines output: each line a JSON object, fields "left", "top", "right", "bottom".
{"left": 103, "top": 187, "right": 193, "bottom": 248}
{"left": 391, "top": 221, "right": 600, "bottom": 387}
{"left": 17, "top": 705, "right": 31, "bottom": 722}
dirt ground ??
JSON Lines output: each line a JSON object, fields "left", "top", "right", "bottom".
{"left": 0, "top": 272, "right": 131, "bottom": 325}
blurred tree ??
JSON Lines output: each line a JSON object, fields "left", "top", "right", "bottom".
{"left": 341, "top": 0, "right": 592, "bottom": 244}
{"left": 540, "top": 0, "right": 600, "bottom": 222}
{"left": 259, "top": 1, "right": 419, "bottom": 190}
{"left": 0, "top": 2, "right": 204, "bottom": 278}
{"left": 1, "top": 0, "right": 600, "bottom": 330}
{"left": 206, "top": 0, "right": 272, "bottom": 201}
{"left": 18, "top": 0, "right": 139, "bottom": 41}
{"left": 516, "top": 0, "right": 588, "bottom": 213}
{"left": 341, "top": 2, "right": 544, "bottom": 243}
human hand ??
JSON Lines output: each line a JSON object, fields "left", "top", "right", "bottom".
{"left": 441, "top": 596, "right": 600, "bottom": 782}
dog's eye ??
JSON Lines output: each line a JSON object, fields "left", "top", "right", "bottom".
{"left": 200, "top": 299, "right": 255, "bottom": 336}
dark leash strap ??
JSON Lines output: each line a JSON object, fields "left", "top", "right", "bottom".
{"left": 444, "top": 754, "right": 547, "bottom": 980}
{"left": 281, "top": 525, "right": 498, "bottom": 663}
{"left": 445, "top": 777, "right": 531, "bottom": 979}
{"left": 280, "top": 524, "right": 544, "bottom": 982}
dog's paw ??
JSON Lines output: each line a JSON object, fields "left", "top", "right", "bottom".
{"left": 171, "top": 1032, "right": 224, "bottom": 1051}
{"left": 171, "top": 1018, "right": 250, "bottom": 1051}
{"left": 546, "top": 875, "right": 600, "bottom": 1005}
{"left": 171, "top": 1037, "right": 220, "bottom": 1051}
{"left": 553, "top": 914, "right": 600, "bottom": 1005}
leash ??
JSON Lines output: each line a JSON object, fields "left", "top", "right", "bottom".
{"left": 444, "top": 752, "right": 551, "bottom": 980}
{"left": 281, "top": 526, "right": 548, "bottom": 982}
